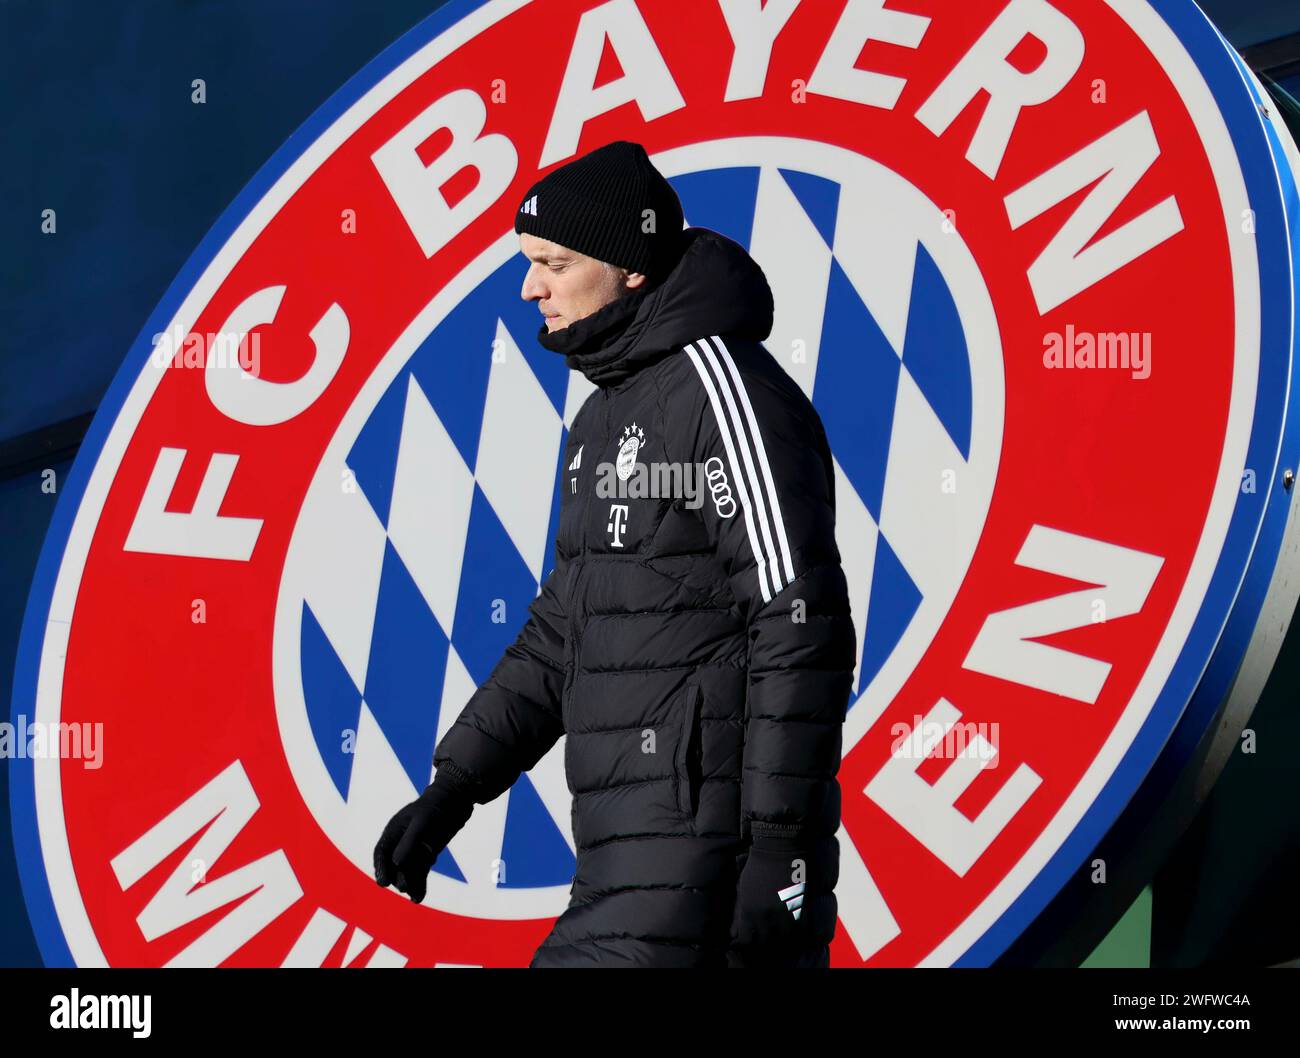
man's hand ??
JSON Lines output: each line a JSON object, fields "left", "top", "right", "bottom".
{"left": 728, "top": 832, "right": 839, "bottom": 967}
{"left": 373, "top": 779, "right": 475, "bottom": 904}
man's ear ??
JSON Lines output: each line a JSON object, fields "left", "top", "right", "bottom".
{"left": 625, "top": 271, "right": 648, "bottom": 290}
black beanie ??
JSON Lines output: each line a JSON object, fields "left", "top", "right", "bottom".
{"left": 514, "top": 140, "right": 686, "bottom": 281}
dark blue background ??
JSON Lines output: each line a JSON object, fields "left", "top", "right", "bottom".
{"left": 3, "top": 0, "right": 1299, "bottom": 968}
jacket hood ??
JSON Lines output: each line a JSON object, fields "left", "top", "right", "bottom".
{"left": 535, "top": 226, "right": 775, "bottom": 388}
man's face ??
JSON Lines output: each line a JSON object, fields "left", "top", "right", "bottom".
{"left": 519, "top": 233, "right": 645, "bottom": 333}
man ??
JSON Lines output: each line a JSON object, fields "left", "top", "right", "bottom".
{"left": 374, "top": 140, "right": 856, "bottom": 968}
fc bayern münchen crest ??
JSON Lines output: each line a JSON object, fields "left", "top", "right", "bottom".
{"left": 615, "top": 423, "right": 645, "bottom": 481}
{"left": 12, "top": 0, "right": 1300, "bottom": 968}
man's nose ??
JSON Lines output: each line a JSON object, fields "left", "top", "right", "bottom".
{"left": 521, "top": 264, "right": 546, "bottom": 301}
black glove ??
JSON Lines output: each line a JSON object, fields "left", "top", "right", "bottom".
{"left": 373, "top": 771, "right": 475, "bottom": 904}
{"left": 728, "top": 831, "right": 839, "bottom": 967}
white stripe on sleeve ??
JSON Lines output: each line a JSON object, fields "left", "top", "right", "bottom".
{"left": 683, "top": 341, "right": 776, "bottom": 603}
{"left": 707, "top": 335, "right": 797, "bottom": 586}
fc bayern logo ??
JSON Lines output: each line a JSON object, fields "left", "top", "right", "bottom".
{"left": 13, "top": 0, "right": 1300, "bottom": 967}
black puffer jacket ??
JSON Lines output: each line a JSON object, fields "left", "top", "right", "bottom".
{"left": 431, "top": 226, "right": 856, "bottom": 967}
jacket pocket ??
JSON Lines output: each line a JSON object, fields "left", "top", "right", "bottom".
{"left": 674, "top": 684, "right": 703, "bottom": 818}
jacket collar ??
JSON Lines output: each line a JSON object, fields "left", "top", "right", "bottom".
{"left": 535, "top": 227, "right": 775, "bottom": 389}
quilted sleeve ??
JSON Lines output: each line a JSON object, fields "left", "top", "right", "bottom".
{"left": 430, "top": 557, "right": 570, "bottom": 803}
{"left": 678, "top": 336, "right": 856, "bottom": 845}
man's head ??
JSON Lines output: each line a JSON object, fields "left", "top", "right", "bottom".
{"left": 513, "top": 140, "right": 685, "bottom": 332}
{"left": 519, "top": 233, "right": 647, "bottom": 332}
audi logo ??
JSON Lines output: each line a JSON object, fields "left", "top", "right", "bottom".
{"left": 704, "top": 456, "right": 737, "bottom": 519}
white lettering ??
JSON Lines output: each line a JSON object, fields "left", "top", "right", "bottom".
{"left": 206, "top": 285, "right": 348, "bottom": 426}
{"left": 123, "top": 448, "right": 263, "bottom": 560}
{"left": 372, "top": 87, "right": 517, "bottom": 257}
{"left": 50, "top": 989, "right": 151, "bottom": 1038}
{"left": 1004, "top": 110, "right": 1185, "bottom": 313}
{"left": 866, "top": 697, "right": 1042, "bottom": 875}
{"left": 916, "top": 0, "right": 1084, "bottom": 179}
{"left": 283, "top": 908, "right": 409, "bottom": 967}
{"left": 540, "top": 0, "right": 685, "bottom": 167}
{"left": 109, "top": 760, "right": 303, "bottom": 967}
{"left": 718, "top": 0, "right": 801, "bottom": 102}
{"left": 962, "top": 524, "right": 1165, "bottom": 702}
{"left": 807, "top": 0, "right": 930, "bottom": 110}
